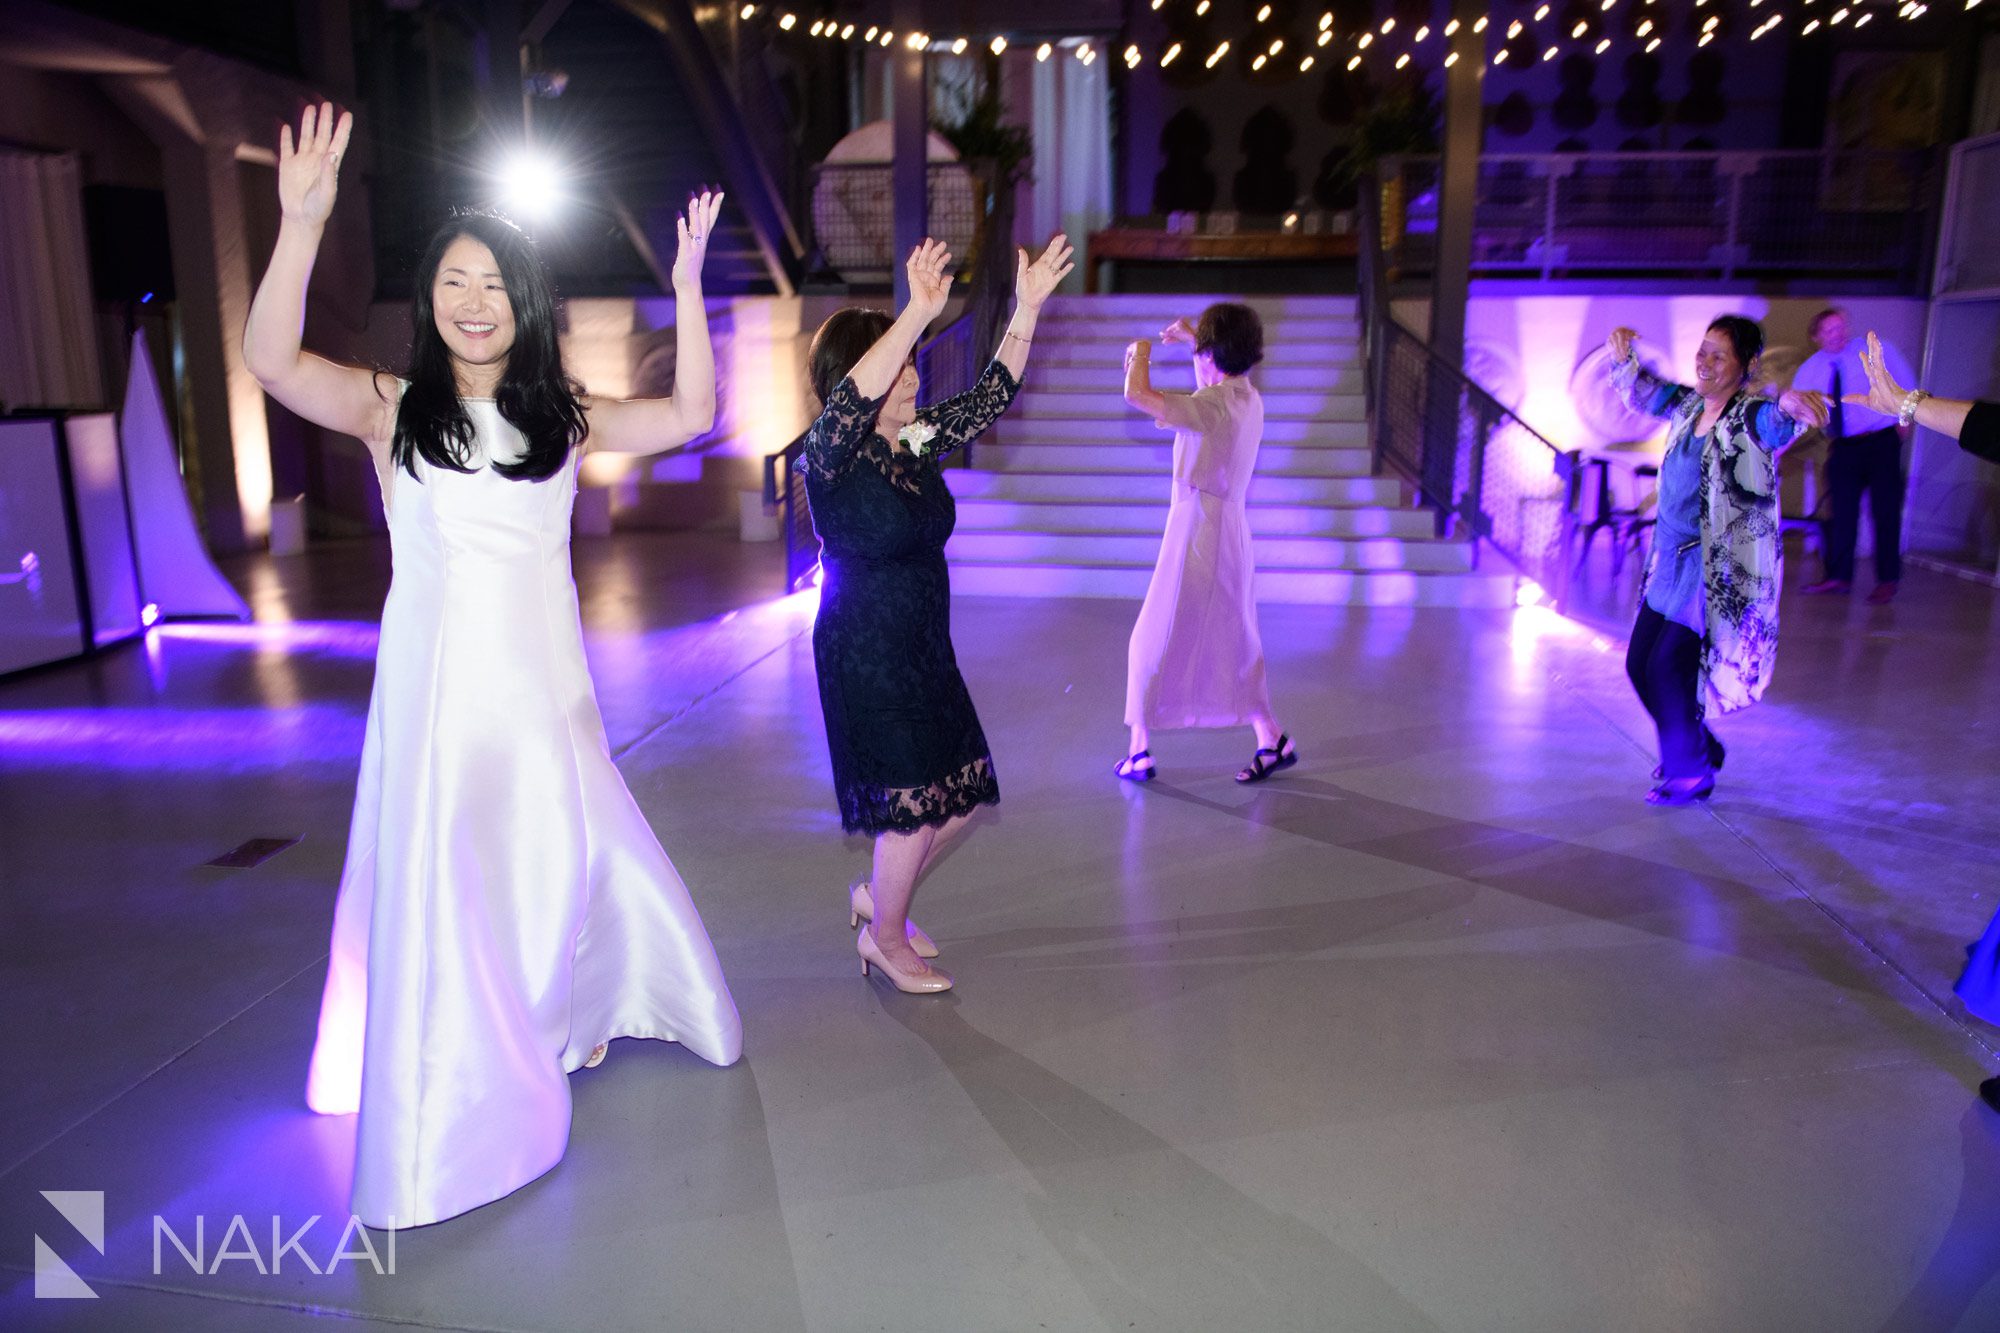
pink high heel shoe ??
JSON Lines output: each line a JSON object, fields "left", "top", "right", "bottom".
{"left": 849, "top": 882, "right": 939, "bottom": 959}
{"left": 857, "top": 925, "right": 953, "bottom": 994}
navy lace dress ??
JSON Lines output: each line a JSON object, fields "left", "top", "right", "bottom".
{"left": 799, "top": 361, "right": 1021, "bottom": 835}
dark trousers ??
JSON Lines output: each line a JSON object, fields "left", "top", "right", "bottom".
{"left": 1823, "top": 426, "right": 1904, "bottom": 584}
{"left": 1626, "top": 604, "right": 1714, "bottom": 781}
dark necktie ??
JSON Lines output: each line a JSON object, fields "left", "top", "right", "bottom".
{"left": 1830, "top": 361, "right": 1846, "bottom": 441}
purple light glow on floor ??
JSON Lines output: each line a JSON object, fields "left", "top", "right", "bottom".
{"left": 150, "top": 621, "right": 382, "bottom": 658}
{"left": 0, "top": 706, "right": 365, "bottom": 770}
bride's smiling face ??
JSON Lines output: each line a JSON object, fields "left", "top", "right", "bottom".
{"left": 431, "top": 236, "right": 516, "bottom": 371}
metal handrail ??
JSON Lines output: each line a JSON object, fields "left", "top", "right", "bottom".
{"left": 1357, "top": 172, "right": 1583, "bottom": 609}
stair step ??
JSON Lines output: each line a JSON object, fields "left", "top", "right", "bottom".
{"left": 1041, "top": 294, "right": 1359, "bottom": 317}
{"left": 1028, "top": 338, "right": 1363, "bottom": 369}
{"left": 951, "top": 498, "right": 1437, "bottom": 539}
{"left": 1012, "top": 389, "right": 1366, "bottom": 422}
{"left": 946, "top": 530, "right": 1476, "bottom": 571}
{"left": 946, "top": 470, "right": 1407, "bottom": 506}
{"left": 991, "top": 417, "right": 1367, "bottom": 446}
{"left": 975, "top": 443, "right": 1373, "bottom": 476}
{"left": 946, "top": 561, "right": 1515, "bottom": 606}
{"left": 1030, "top": 316, "right": 1362, "bottom": 342}
{"left": 1025, "top": 364, "right": 1367, "bottom": 394}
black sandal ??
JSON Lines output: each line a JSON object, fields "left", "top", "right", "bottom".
{"left": 1235, "top": 734, "right": 1298, "bottom": 784}
{"left": 1115, "top": 750, "right": 1156, "bottom": 782}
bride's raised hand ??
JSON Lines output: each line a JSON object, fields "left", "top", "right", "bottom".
{"left": 279, "top": 102, "right": 353, "bottom": 228}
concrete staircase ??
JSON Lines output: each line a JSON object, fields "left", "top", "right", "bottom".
{"left": 943, "top": 294, "right": 1516, "bottom": 606}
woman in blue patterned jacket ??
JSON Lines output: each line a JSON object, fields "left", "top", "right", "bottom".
{"left": 1605, "top": 317, "right": 1828, "bottom": 805}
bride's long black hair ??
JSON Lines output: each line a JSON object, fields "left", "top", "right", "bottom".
{"left": 393, "top": 211, "right": 588, "bottom": 482}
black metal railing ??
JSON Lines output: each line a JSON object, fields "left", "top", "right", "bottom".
{"left": 1358, "top": 174, "right": 1583, "bottom": 609}
{"left": 763, "top": 432, "right": 817, "bottom": 594}
{"left": 1378, "top": 148, "right": 1940, "bottom": 288}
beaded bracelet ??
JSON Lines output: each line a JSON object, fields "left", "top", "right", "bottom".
{"left": 1898, "top": 389, "right": 1929, "bottom": 429}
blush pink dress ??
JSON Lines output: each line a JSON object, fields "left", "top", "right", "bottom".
{"left": 1125, "top": 375, "right": 1274, "bottom": 730}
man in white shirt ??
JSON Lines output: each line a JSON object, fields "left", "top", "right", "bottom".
{"left": 1788, "top": 308, "right": 1915, "bottom": 603}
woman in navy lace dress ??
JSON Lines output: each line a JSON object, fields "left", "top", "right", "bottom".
{"left": 800, "top": 235, "right": 1073, "bottom": 993}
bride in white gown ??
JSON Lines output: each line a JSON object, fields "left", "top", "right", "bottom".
{"left": 245, "top": 104, "right": 741, "bottom": 1230}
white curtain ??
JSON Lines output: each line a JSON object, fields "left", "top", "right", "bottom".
{"left": 1019, "top": 46, "right": 1112, "bottom": 291}
{"left": 0, "top": 150, "right": 105, "bottom": 411}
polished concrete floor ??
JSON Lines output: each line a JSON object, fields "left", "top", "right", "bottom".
{"left": 3, "top": 531, "right": 1999, "bottom": 1332}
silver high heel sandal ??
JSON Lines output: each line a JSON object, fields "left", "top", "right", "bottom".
{"left": 849, "top": 882, "right": 939, "bottom": 959}
{"left": 857, "top": 924, "right": 953, "bottom": 994}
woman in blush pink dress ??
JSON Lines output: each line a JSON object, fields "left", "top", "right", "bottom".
{"left": 1116, "top": 303, "right": 1296, "bottom": 785}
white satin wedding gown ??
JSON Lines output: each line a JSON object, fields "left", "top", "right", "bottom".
{"left": 305, "top": 401, "right": 741, "bottom": 1229}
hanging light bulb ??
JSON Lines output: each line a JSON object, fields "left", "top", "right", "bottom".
{"left": 1494, "top": 46, "right": 1509, "bottom": 62}
{"left": 1637, "top": 18, "right": 1653, "bottom": 35}
{"left": 1162, "top": 41, "right": 1182, "bottom": 64}
{"left": 1415, "top": 24, "right": 1430, "bottom": 40}
{"left": 990, "top": 34, "right": 1006, "bottom": 53}
{"left": 1395, "top": 51, "right": 1410, "bottom": 66}
{"left": 1205, "top": 40, "right": 1230, "bottom": 68}
{"left": 1347, "top": 53, "right": 1363, "bottom": 68}
{"left": 778, "top": 12, "right": 796, "bottom": 30}
{"left": 1252, "top": 53, "right": 1269, "bottom": 69}
{"left": 1508, "top": 19, "right": 1524, "bottom": 37}
{"left": 1698, "top": 30, "right": 1714, "bottom": 43}
{"left": 841, "top": 23, "right": 854, "bottom": 38}
{"left": 808, "top": 19, "right": 823, "bottom": 35}
{"left": 1595, "top": 36, "right": 1611, "bottom": 51}
{"left": 1802, "top": 17, "right": 1822, "bottom": 30}
{"left": 1855, "top": 10, "right": 1875, "bottom": 23}
{"left": 1381, "top": 17, "right": 1396, "bottom": 33}
{"left": 1358, "top": 31, "right": 1373, "bottom": 47}
{"left": 1317, "top": 30, "right": 1333, "bottom": 45}
{"left": 1445, "top": 18, "right": 1461, "bottom": 35}
{"left": 1474, "top": 15, "right": 1489, "bottom": 32}
{"left": 1258, "top": 3, "right": 1273, "bottom": 19}
{"left": 1645, "top": 34, "right": 1662, "bottom": 49}
{"left": 951, "top": 36, "right": 967, "bottom": 52}
{"left": 1036, "top": 41, "right": 1053, "bottom": 60}
{"left": 1320, "top": 12, "right": 1335, "bottom": 30}
{"left": 1300, "top": 54, "right": 1315, "bottom": 70}
{"left": 1195, "top": 0, "right": 1210, "bottom": 13}
{"left": 1126, "top": 43, "right": 1141, "bottom": 63}
{"left": 740, "top": 3, "right": 756, "bottom": 18}
{"left": 1445, "top": 49, "right": 1460, "bottom": 65}
{"left": 864, "top": 24, "right": 877, "bottom": 40}
{"left": 1269, "top": 37, "right": 1284, "bottom": 53}
{"left": 1536, "top": 4, "right": 1551, "bottom": 18}
{"left": 1543, "top": 44, "right": 1559, "bottom": 59}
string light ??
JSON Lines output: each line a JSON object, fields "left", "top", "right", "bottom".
{"left": 1381, "top": 18, "right": 1396, "bottom": 33}
{"left": 1646, "top": 34, "right": 1662, "bottom": 49}
{"left": 878, "top": 30, "right": 892, "bottom": 46}
{"left": 990, "top": 34, "right": 1006, "bottom": 53}
{"left": 1269, "top": 37, "right": 1284, "bottom": 53}
{"left": 1543, "top": 44, "right": 1559, "bottom": 59}
{"left": 1358, "top": 31, "right": 1373, "bottom": 47}
{"left": 1257, "top": 3, "right": 1272, "bottom": 19}
{"left": 1535, "top": 4, "right": 1551, "bottom": 19}
{"left": 1637, "top": 18, "right": 1654, "bottom": 35}
{"left": 1494, "top": 46, "right": 1509, "bottom": 62}
{"left": 1252, "top": 52, "right": 1268, "bottom": 68}
{"left": 1507, "top": 20, "right": 1524, "bottom": 37}
{"left": 1572, "top": 20, "right": 1589, "bottom": 36}
{"left": 1206, "top": 40, "right": 1230, "bottom": 67}
{"left": 1036, "top": 40, "right": 1052, "bottom": 60}
{"left": 1162, "top": 41, "right": 1182, "bottom": 64}
{"left": 1125, "top": 42, "right": 1141, "bottom": 65}
{"left": 1317, "top": 30, "right": 1333, "bottom": 45}
{"left": 807, "top": 18, "right": 823, "bottom": 36}
{"left": 1855, "top": 9, "right": 1874, "bottom": 22}
{"left": 1802, "top": 16, "right": 1821, "bottom": 30}
{"left": 1300, "top": 54, "right": 1315, "bottom": 70}
{"left": 1445, "top": 18, "right": 1460, "bottom": 35}
{"left": 1474, "top": 15, "right": 1489, "bottom": 32}
{"left": 1319, "top": 12, "right": 1334, "bottom": 30}
{"left": 1395, "top": 51, "right": 1411, "bottom": 67}
{"left": 1445, "top": 49, "right": 1460, "bottom": 65}
{"left": 1347, "top": 53, "right": 1362, "bottom": 68}
{"left": 1698, "top": 29, "right": 1715, "bottom": 42}
{"left": 951, "top": 35, "right": 967, "bottom": 52}
{"left": 777, "top": 12, "right": 795, "bottom": 30}
{"left": 864, "top": 24, "right": 877, "bottom": 40}
{"left": 1195, "top": 0, "right": 1209, "bottom": 13}
{"left": 1596, "top": 36, "right": 1611, "bottom": 51}
{"left": 841, "top": 23, "right": 854, "bottom": 38}
{"left": 739, "top": 4, "right": 755, "bottom": 18}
